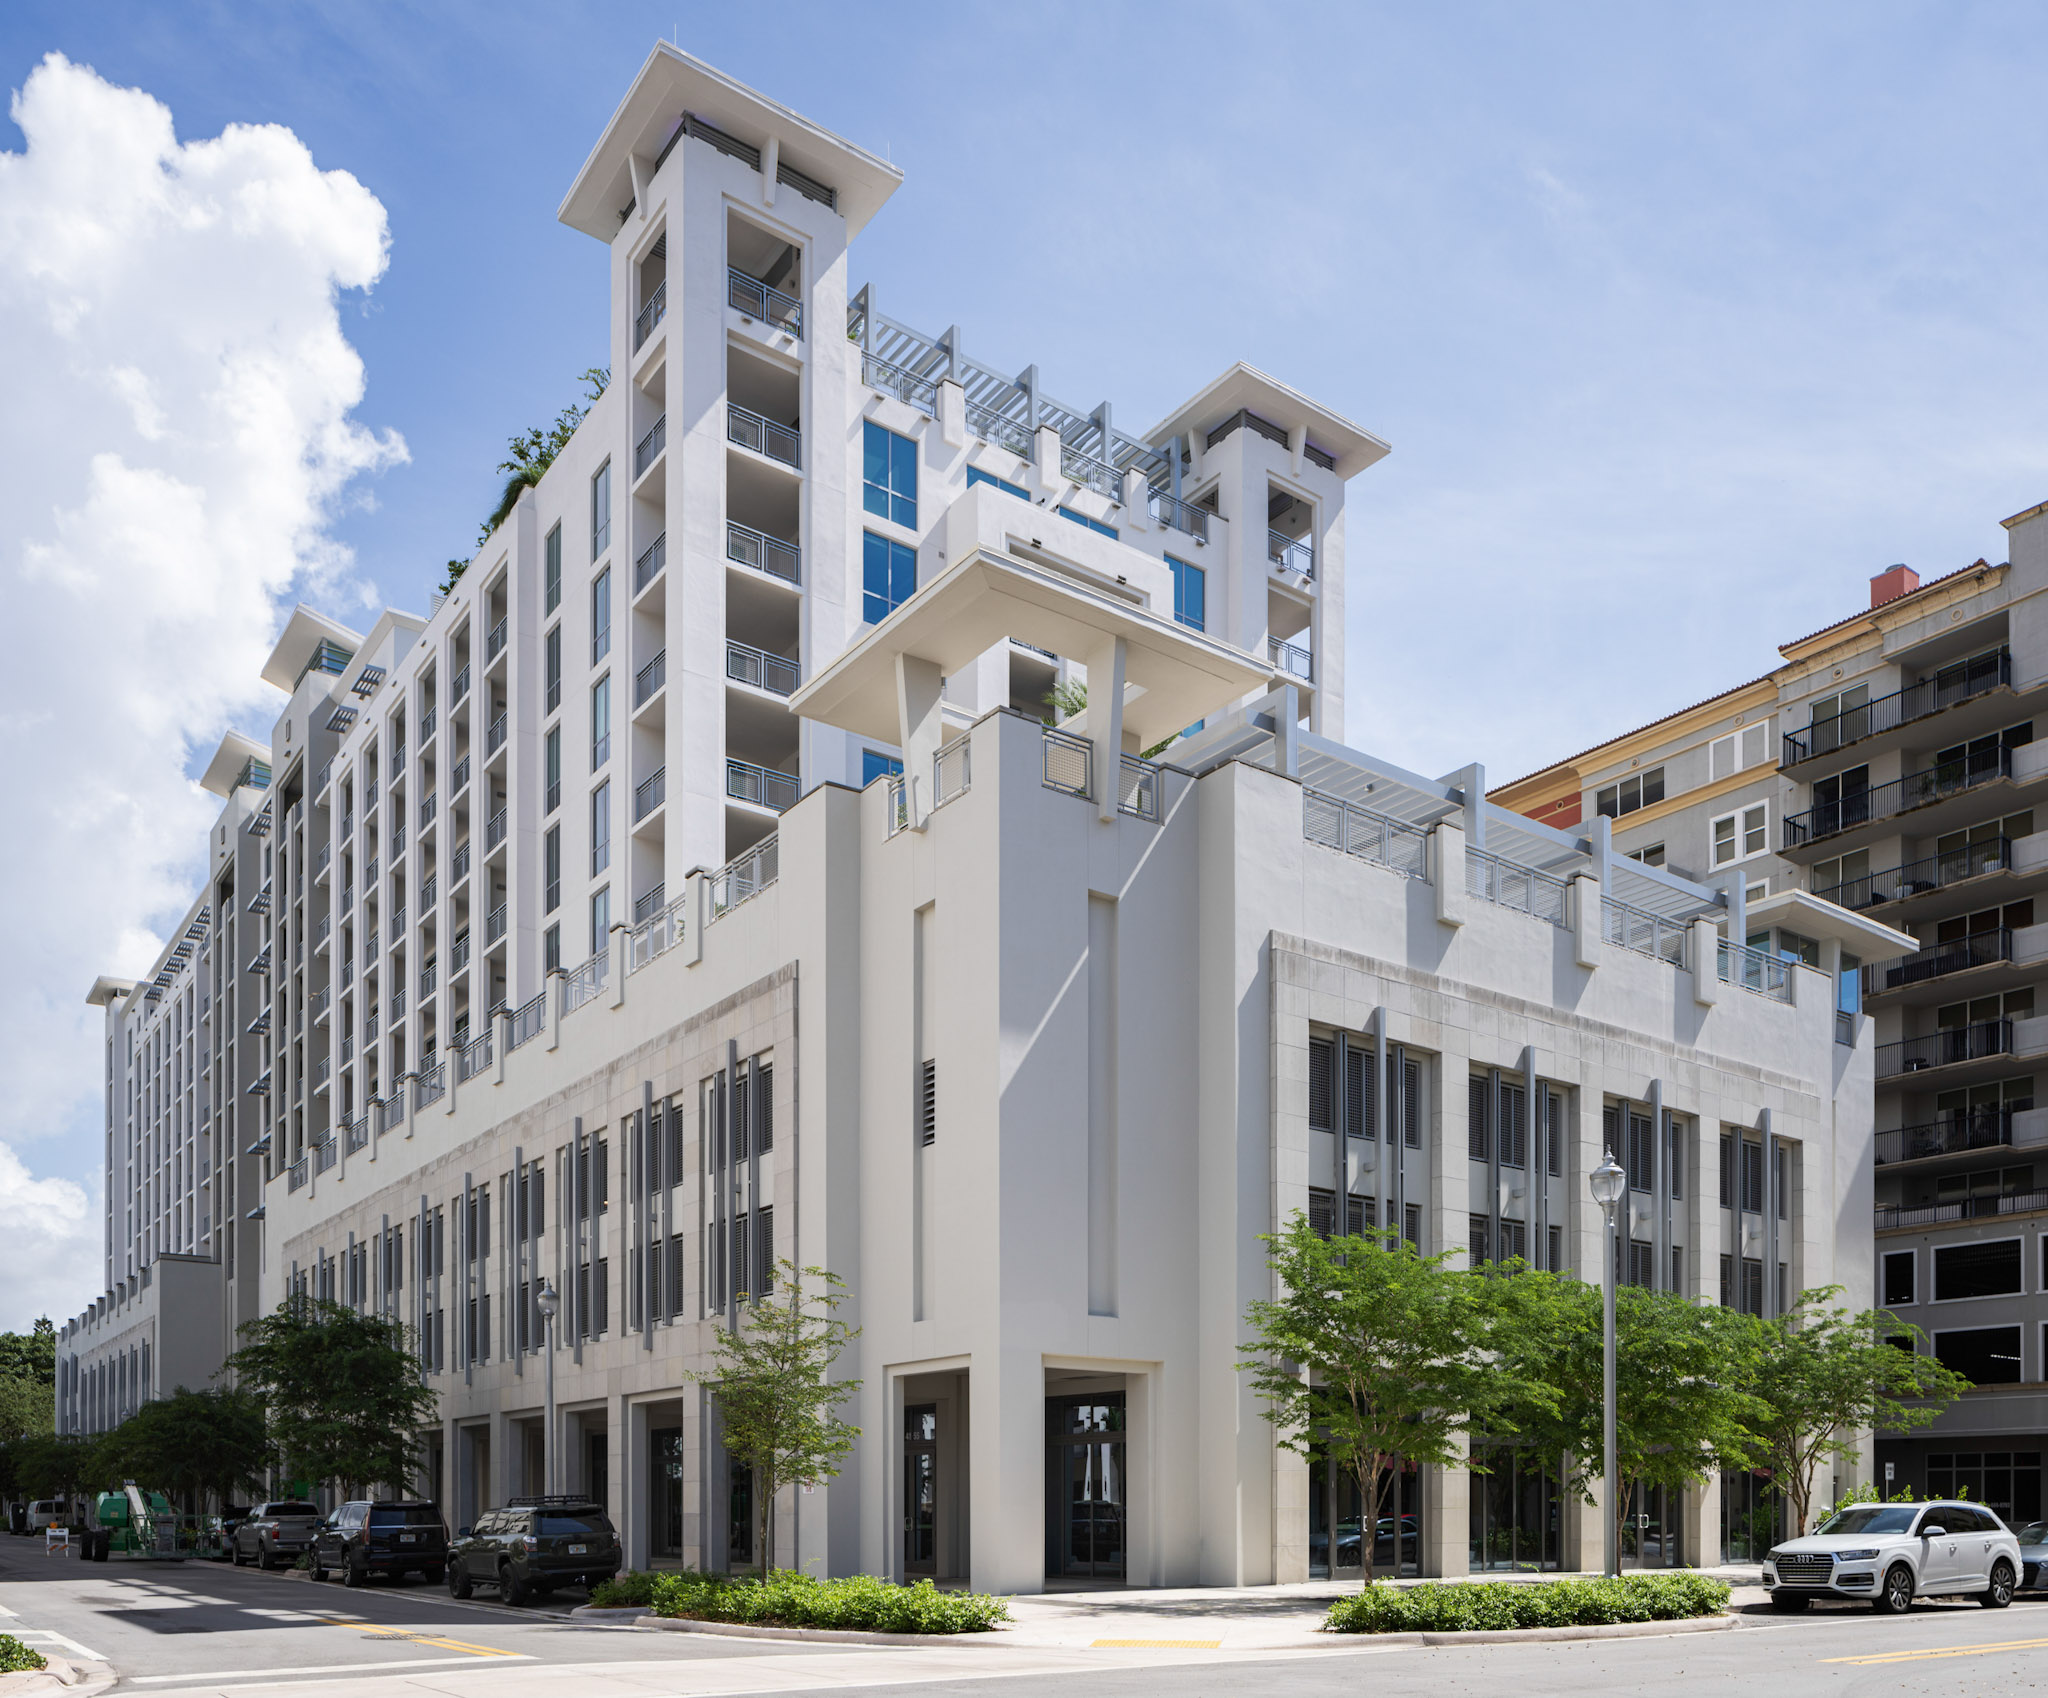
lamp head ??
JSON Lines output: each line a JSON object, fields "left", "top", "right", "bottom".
{"left": 536, "top": 1281, "right": 559, "bottom": 1321}
{"left": 1588, "top": 1152, "right": 1627, "bottom": 1210}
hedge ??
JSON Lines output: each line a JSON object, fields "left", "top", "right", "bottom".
{"left": 1326, "top": 1573, "right": 1730, "bottom": 1634}
{"left": 0, "top": 1634, "right": 48, "bottom": 1674}
{"left": 589, "top": 1569, "right": 1010, "bottom": 1634}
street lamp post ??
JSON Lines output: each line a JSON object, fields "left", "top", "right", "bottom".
{"left": 536, "top": 1281, "right": 560, "bottom": 1497}
{"left": 1587, "top": 1152, "right": 1627, "bottom": 1579}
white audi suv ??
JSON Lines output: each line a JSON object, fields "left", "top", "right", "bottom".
{"left": 1762, "top": 1500, "right": 2022, "bottom": 1613}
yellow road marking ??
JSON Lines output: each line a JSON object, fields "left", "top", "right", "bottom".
{"left": 1092, "top": 1638, "right": 1223, "bottom": 1649}
{"left": 1824, "top": 1634, "right": 2048, "bottom": 1666}
{"left": 331, "top": 1621, "right": 521, "bottom": 1658}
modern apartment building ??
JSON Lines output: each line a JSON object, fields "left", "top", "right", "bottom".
{"left": 1497, "top": 527, "right": 2048, "bottom": 1532}
{"left": 58, "top": 43, "right": 1879, "bottom": 1588}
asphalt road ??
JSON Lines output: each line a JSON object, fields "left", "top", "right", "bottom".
{"left": 6, "top": 1537, "right": 2048, "bottom": 1698}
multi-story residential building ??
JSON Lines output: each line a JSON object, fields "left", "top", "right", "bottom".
{"left": 1497, "top": 534, "right": 2048, "bottom": 1532}
{"left": 58, "top": 42, "right": 1877, "bottom": 1588}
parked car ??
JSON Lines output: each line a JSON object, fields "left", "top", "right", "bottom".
{"left": 2013, "top": 1520, "right": 2048, "bottom": 1591}
{"left": 447, "top": 1497, "right": 622, "bottom": 1605}
{"left": 1763, "top": 1500, "right": 2022, "bottom": 1612}
{"left": 308, "top": 1500, "right": 447, "bottom": 1587}
{"left": 230, "top": 1501, "right": 323, "bottom": 1570}
{"left": 25, "top": 1499, "right": 75, "bottom": 1531}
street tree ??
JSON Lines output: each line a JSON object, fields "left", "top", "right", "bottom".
{"left": 1240, "top": 1216, "right": 1544, "bottom": 1587}
{"left": 12, "top": 1433, "right": 96, "bottom": 1504}
{"left": 225, "top": 1296, "right": 437, "bottom": 1497}
{"left": 96, "top": 1388, "right": 270, "bottom": 1511}
{"left": 695, "top": 1260, "right": 861, "bottom": 1574}
{"left": 1739, "top": 1288, "right": 1971, "bottom": 1535}
{"left": 0, "top": 1319, "right": 55, "bottom": 1442}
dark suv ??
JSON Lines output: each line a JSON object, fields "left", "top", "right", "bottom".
{"left": 308, "top": 1500, "right": 448, "bottom": 1587}
{"left": 447, "top": 1498, "right": 620, "bottom": 1605}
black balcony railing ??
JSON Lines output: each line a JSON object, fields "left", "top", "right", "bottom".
{"left": 1867, "top": 928, "right": 2014, "bottom": 995}
{"left": 1875, "top": 1108, "right": 2015, "bottom": 1166}
{"left": 1784, "top": 745, "right": 2014, "bottom": 849}
{"left": 1813, "top": 836, "right": 2012, "bottom": 910}
{"left": 1876, "top": 1018, "right": 2013, "bottom": 1078}
{"left": 1783, "top": 647, "right": 2012, "bottom": 764}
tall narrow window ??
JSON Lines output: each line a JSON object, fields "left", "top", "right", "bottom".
{"left": 543, "top": 826, "right": 561, "bottom": 913}
{"left": 545, "top": 727, "right": 561, "bottom": 813}
{"left": 1168, "top": 555, "right": 1206, "bottom": 631}
{"left": 591, "top": 567, "right": 612, "bottom": 665}
{"left": 591, "top": 676, "right": 611, "bottom": 769}
{"left": 862, "top": 420, "right": 917, "bottom": 527}
{"left": 919, "top": 1058, "right": 937, "bottom": 1146}
{"left": 1309, "top": 1038, "right": 1336, "bottom": 1131}
{"left": 542, "top": 922, "right": 560, "bottom": 974}
{"left": 590, "top": 886, "right": 610, "bottom": 959}
{"left": 545, "top": 523, "right": 563, "bottom": 614}
{"left": 590, "top": 781, "right": 611, "bottom": 875}
{"left": 544, "top": 624, "right": 561, "bottom": 714}
{"left": 1467, "top": 1075, "right": 1490, "bottom": 1162}
{"left": 591, "top": 462, "right": 611, "bottom": 561}
{"left": 862, "top": 531, "right": 916, "bottom": 624}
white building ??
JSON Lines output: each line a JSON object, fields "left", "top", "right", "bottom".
{"left": 59, "top": 42, "right": 1888, "bottom": 1587}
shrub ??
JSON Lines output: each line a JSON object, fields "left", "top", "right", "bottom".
{"left": 1326, "top": 1573, "right": 1730, "bottom": 1634}
{"left": 602, "top": 1569, "right": 1009, "bottom": 1633}
{"left": 0, "top": 1634, "right": 48, "bottom": 1673}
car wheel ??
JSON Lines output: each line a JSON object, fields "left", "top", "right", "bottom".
{"left": 1770, "top": 1593, "right": 1811, "bottom": 1613}
{"left": 257, "top": 1543, "right": 275, "bottom": 1571}
{"left": 341, "top": 1554, "right": 364, "bottom": 1589}
{"left": 500, "top": 1565, "right": 529, "bottom": 1608}
{"left": 309, "top": 1549, "right": 328, "bottom": 1583}
{"left": 448, "top": 1560, "right": 473, "bottom": 1600}
{"left": 1875, "top": 1563, "right": 1914, "bottom": 1614}
{"left": 1982, "top": 1561, "right": 2016, "bottom": 1608}
{"left": 230, "top": 1540, "right": 245, "bottom": 1568}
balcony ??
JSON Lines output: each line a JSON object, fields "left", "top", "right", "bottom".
{"left": 635, "top": 531, "right": 666, "bottom": 596}
{"left": 315, "top": 758, "right": 333, "bottom": 798}
{"left": 629, "top": 890, "right": 685, "bottom": 971}
{"left": 727, "top": 758, "right": 798, "bottom": 813}
{"left": 633, "top": 883, "right": 667, "bottom": 924}
{"left": 1149, "top": 487, "right": 1210, "bottom": 541}
{"left": 1118, "top": 753, "right": 1163, "bottom": 823}
{"left": 1061, "top": 444, "right": 1120, "bottom": 501}
{"left": 863, "top": 351, "right": 937, "bottom": 417}
{"left": 1878, "top": 1191, "right": 2048, "bottom": 1230}
{"left": 487, "top": 903, "right": 507, "bottom": 945}
{"left": 1042, "top": 727, "right": 1092, "bottom": 799}
{"left": 507, "top": 990, "right": 545, "bottom": 1050}
{"left": 1865, "top": 929, "right": 2014, "bottom": 997}
{"left": 968, "top": 402, "right": 1033, "bottom": 459}
{"left": 727, "top": 521, "right": 800, "bottom": 585}
{"left": 1467, "top": 847, "right": 1570, "bottom": 929}
{"left": 711, "top": 834, "right": 778, "bottom": 918}
{"left": 451, "top": 929, "right": 470, "bottom": 974}
{"left": 728, "top": 268, "right": 803, "bottom": 337}
{"left": 420, "top": 705, "right": 437, "bottom": 745}
{"left": 728, "top": 403, "right": 800, "bottom": 469}
{"left": 419, "top": 960, "right": 437, "bottom": 1001}
{"left": 1303, "top": 788, "right": 1431, "bottom": 880}
{"left": 561, "top": 949, "right": 608, "bottom": 1016}
{"left": 636, "top": 649, "right": 667, "bottom": 707}
{"left": 486, "top": 808, "right": 507, "bottom": 853}
{"left": 1783, "top": 648, "right": 2014, "bottom": 765}
{"left": 1269, "top": 530, "right": 1315, "bottom": 578}
{"left": 419, "top": 793, "right": 436, "bottom": 831}
{"left": 487, "top": 618, "right": 507, "bottom": 662}
{"left": 486, "top": 713, "right": 507, "bottom": 757}
{"left": 457, "top": 1028, "right": 492, "bottom": 1083}
{"left": 725, "top": 639, "right": 798, "bottom": 697}
{"left": 634, "top": 279, "right": 666, "bottom": 350}
{"left": 634, "top": 414, "right": 667, "bottom": 480}
{"left": 414, "top": 1064, "right": 445, "bottom": 1112}
{"left": 1269, "top": 636, "right": 1313, "bottom": 683}
{"left": 1815, "top": 837, "right": 2013, "bottom": 911}
{"left": 451, "top": 754, "right": 470, "bottom": 796}
{"left": 451, "top": 841, "right": 470, "bottom": 884}
{"left": 1877, "top": 1019, "right": 2013, "bottom": 1078}
{"left": 1602, "top": 897, "right": 1692, "bottom": 968}
{"left": 635, "top": 766, "right": 666, "bottom": 822}
{"left": 1784, "top": 745, "right": 2015, "bottom": 850}
{"left": 452, "top": 663, "right": 470, "bottom": 703}
{"left": 1875, "top": 1109, "right": 2014, "bottom": 1167}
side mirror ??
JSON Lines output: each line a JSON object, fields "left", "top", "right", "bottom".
{"left": 1920, "top": 1524, "right": 1946, "bottom": 1539}
{"left": 456, "top": 1526, "right": 471, "bottom": 1539}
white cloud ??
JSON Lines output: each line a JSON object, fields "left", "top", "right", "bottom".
{"left": 0, "top": 53, "right": 402, "bottom": 1328}
{"left": 0, "top": 1142, "right": 96, "bottom": 1333}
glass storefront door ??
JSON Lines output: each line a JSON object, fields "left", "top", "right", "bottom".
{"left": 649, "top": 1426, "right": 683, "bottom": 1561}
{"left": 1721, "top": 1469, "right": 1782, "bottom": 1561}
{"left": 1308, "top": 1454, "right": 1422, "bottom": 1578}
{"left": 904, "top": 1404, "right": 937, "bottom": 1575}
{"left": 727, "top": 1454, "right": 755, "bottom": 1570}
{"left": 1621, "top": 1480, "right": 1684, "bottom": 1568}
{"left": 1046, "top": 1394, "right": 1125, "bottom": 1580}
{"left": 1470, "top": 1447, "right": 1561, "bottom": 1571}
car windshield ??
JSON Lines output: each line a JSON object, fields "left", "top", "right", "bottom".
{"left": 539, "top": 1513, "right": 613, "bottom": 1536}
{"left": 2016, "top": 1523, "right": 2048, "bottom": 1544}
{"left": 265, "top": 1503, "right": 319, "bottom": 1517}
{"left": 369, "top": 1505, "right": 442, "bottom": 1527}
{"left": 1814, "top": 1506, "right": 1919, "bottom": 1536}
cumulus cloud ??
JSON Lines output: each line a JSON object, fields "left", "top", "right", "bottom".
{"left": 0, "top": 54, "right": 402, "bottom": 1329}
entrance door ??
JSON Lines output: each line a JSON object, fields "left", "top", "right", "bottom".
{"left": 649, "top": 1427, "right": 682, "bottom": 1561}
{"left": 904, "top": 1404, "right": 938, "bottom": 1575}
{"left": 1621, "top": 1482, "right": 1683, "bottom": 1568}
{"left": 727, "top": 1455, "right": 755, "bottom": 1571}
{"left": 1046, "top": 1394, "right": 1125, "bottom": 1580}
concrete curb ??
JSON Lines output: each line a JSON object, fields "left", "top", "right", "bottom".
{"left": 567, "top": 1607, "right": 648, "bottom": 1623}
{"left": 1402, "top": 1613, "right": 1737, "bottom": 1646}
{"left": 632, "top": 1615, "right": 1019, "bottom": 1647}
{"left": 0, "top": 1654, "right": 117, "bottom": 1697}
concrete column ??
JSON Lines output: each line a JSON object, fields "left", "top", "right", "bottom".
{"left": 969, "top": 1350, "right": 1045, "bottom": 1595}
{"left": 895, "top": 654, "right": 945, "bottom": 830}
{"left": 1434, "top": 822, "right": 1467, "bottom": 928}
{"left": 1573, "top": 874, "right": 1602, "bottom": 969}
{"left": 1692, "top": 918, "right": 1721, "bottom": 1005}
{"left": 1084, "top": 635, "right": 1127, "bottom": 823}
{"left": 1566, "top": 1471, "right": 1606, "bottom": 1572}
{"left": 1421, "top": 1461, "right": 1469, "bottom": 1577}
{"left": 1685, "top": 1474, "right": 1722, "bottom": 1568}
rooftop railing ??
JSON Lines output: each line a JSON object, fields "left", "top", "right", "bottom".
{"left": 1783, "top": 647, "right": 2012, "bottom": 764}
{"left": 1719, "top": 937, "right": 1793, "bottom": 1002}
{"left": 711, "top": 834, "right": 778, "bottom": 918}
{"left": 457, "top": 1028, "right": 493, "bottom": 1083}
{"left": 288, "top": 1158, "right": 308, "bottom": 1192}
{"left": 728, "top": 403, "right": 801, "bottom": 468}
{"left": 934, "top": 735, "right": 972, "bottom": 809}
{"left": 1603, "top": 897, "right": 1691, "bottom": 968}
{"left": 346, "top": 1118, "right": 369, "bottom": 1154}
{"left": 1784, "top": 745, "right": 2014, "bottom": 849}
{"left": 1148, "top": 487, "right": 1210, "bottom": 541}
{"left": 1061, "top": 444, "right": 1121, "bottom": 501}
{"left": 862, "top": 352, "right": 937, "bottom": 417}
{"left": 634, "top": 414, "right": 667, "bottom": 480}
{"left": 726, "top": 639, "right": 799, "bottom": 697}
{"left": 414, "top": 1063, "right": 446, "bottom": 1111}
{"left": 1041, "top": 726, "right": 1092, "bottom": 799}
{"left": 727, "top": 520, "right": 801, "bottom": 584}
{"left": 636, "top": 648, "right": 667, "bottom": 707}
{"left": 1269, "top": 636, "right": 1314, "bottom": 682}
{"left": 314, "top": 1138, "right": 338, "bottom": 1174}
{"left": 1268, "top": 530, "right": 1315, "bottom": 578}
{"left": 1302, "top": 788, "right": 1430, "bottom": 880}
{"left": 633, "top": 883, "right": 666, "bottom": 925}
{"left": 635, "top": 766, "right": 666, "bottom": 822}
{"left": 633, "top": 279, "right": 666, "bottom": 350}
{"left": 1866, "top": 929, "right": 2013, "bottom": 996}
{"left": 1875, "top": 1108, "right": 2013, "bottom": 1167}
{"left": 1877, "top": 1018, "right": 2012, "bottom": 1078}
{"left": 1467, "top": 846, "right": 1570, "bottom": 928}
{"left": 727, "top": 758, "right": 799, "bottom": 812}
{"left": 628, "top": 893, "right": 687, "bottom": 972}
{"left": 728, "top": 268, "right": 802, "bottom": 337}
{"left": 1814, "top": 837, "right": 2013, "bottom": 910}
{"left": 507, "top": 990, "right": 545, "bottom": 1050}
{"left": 561, "top": 949, "right": 608, "bottom": 1016}
{"left": 886, "top": 772, "right": 909, "bottom": 836}
{"left": 1118, "top": 753, "right": 1163, "bottom": 823}
{"left": 967, "top": 402, "right": 1033, "bottom": 459}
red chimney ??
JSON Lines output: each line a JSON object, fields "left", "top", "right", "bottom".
{"left": 1870, "top": 564, "right": 1920, "bottom": 608}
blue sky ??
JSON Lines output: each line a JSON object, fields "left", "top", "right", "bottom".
{"left": 2, "top": 0, "right": 2046, "bottom": 1324}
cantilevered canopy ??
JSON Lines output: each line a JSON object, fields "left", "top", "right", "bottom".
{"left": 1143, "top": 363, "right": 1391, "bottom": 480}
{"left": 788, "top": 550, "right": 1281, "bottom": 748}
{"left": 1746, "top": 890, "right": 1919, "bottom": 962}
{"left": 199, "top": 730, "right": 273, "bottom": 799}
{"left": 259, "top": 605, "right": 361, "bottom": 694}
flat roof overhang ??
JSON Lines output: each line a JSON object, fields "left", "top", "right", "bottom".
{"left": 259, "top": 605, "right": 361, "bottom": 695}
{"left": 1746, "top": 889, "right": 1919, "bottom": 961}
{"left": 788, "top": 549, "right": 1282, "bottom": 748}
{"left": 1143, "top": 362, "right": 1390, "bottom": 480}
{"left": 199, "top": 729, "right": 272, "bottom": 798}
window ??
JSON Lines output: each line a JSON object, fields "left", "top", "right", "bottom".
{"left": 543, "top": 826, "right": 561, "bottom": 913}
{"left": 1056, "top": 505, "right": 1118, "bottom": 539}
{"left": 545, "top": 624, "right": 561, "bottom": 715}
{"left": 591, "top": 676, "right": 611, "bottom": 770}
{"left": 545, "top": 524, "right": 562, "bottom": 614}
{"left": 1711, "top": 803, "right": 1770, "bottom": 866}
{"left": 862, "top": 750, "right": 904, "bottom": 786}
{"left": 591, "top": 462, "right": 611, "bottom": 560}
{"left": 590, "top": 781, "right": 611, "bottom": 875}
{"left": 1312, "top": 1039, "right": 1337, "bottom": 1131}
{"left": 862, "top": 531, "right": 917, "bottom": 624}
{"left": 591, "top": 567, "right": 611, "bottom": 665}
{"left": 1168, "top": 555, "right": 1205, "bottom": 631}
{"left": 590, "top": 885, "right": 610, "bottom": 958}
{"left": 1812, "top": 848, "right": 1868, "bottom": 900}
{"left": 542, "top": 922, "right": 560, "bottom": 974}
{"left": 919, "top": 1058, "right": 936, "bottom": 1146}
{"left": 1626, "top": 843, "right": 1665, "bottom": 867}
{"left": 545, "top": 727, "right": 561, "bottom": 813}
{"left": 1935, "top": 1325, "right": 2024, "bottom": 1385}
{"left": 1710, "top": 723, "right": 1771, "bottom": 778}
{"left": 1739, "top": 1139, "right": 1764, "bottom": 1214}
{"left": 1934, "top": 1238, "right": 2023, "bottom": 1301}
{"left": 1882, "top": 1251, "right": 1916, "bottom": 1307}
{"left": 966, "top": 465, "right": 1027, "bottom": 499}
{"left": 1469, "top": 1214, "right": 1490, "bottom": 1268}
{"left": 1595, "top": 768, "right": 1664, "bottom": 818}
{"left": 863, "top": 420, "right": 917, "bottom": 527}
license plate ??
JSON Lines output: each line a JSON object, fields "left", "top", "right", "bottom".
{"left": 400, "top": 1533, "right": 418, "bottom": 1543}
{"left": 569, "top": 1543, "right": 587, "bottom": 1554}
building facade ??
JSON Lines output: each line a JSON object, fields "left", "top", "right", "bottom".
{"left": 58, "top": 43, "right": 1881, "bottom": 1587}
{"left": 1497, "top": 528, "right": 2048, "bottom": 1532}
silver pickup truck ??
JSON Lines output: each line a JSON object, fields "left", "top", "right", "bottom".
{"left": 230, "top": 1501, "right": 323, "bottom": 1570}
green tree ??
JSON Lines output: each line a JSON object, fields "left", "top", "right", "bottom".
{"left": 0, "top": 1319, "right": 56, "bottom": 1443}
{"left": 11, "top": 1433, "right": 96, "bottom": 1504}
{"left": 225, "top": 1297, "right": 437, "bottom": 1497}
{"left": 1240, "top": 1216, "right": 1542, "bottom": 1587}
{"left": 1739, "top": 1289, "right": 1970, "bottom": 1536}
{"left": 95, "top": 1388, "right": 269, "bottom": 1511}
{"left": 1490, "top": 1272, "right": 1762, "bottom": 1553}
{"left": 456, "top": 366, "right": 611, "bottom": 573}
{"left": 694, "top": 1260, "right": 861, "bottom": 1574}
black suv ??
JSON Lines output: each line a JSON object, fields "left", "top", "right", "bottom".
{"left": 447, "top": 1497, "right": 621, "bottom": 1605}
{"left": 308, "top": 1500, "right": 448, "bottom": 1587}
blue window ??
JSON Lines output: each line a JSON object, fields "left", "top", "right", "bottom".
{"left": 1056, "top": 505, "right": 1118, "bottom": 539}
{"left": 862, "top": 531, "right": 917, "bottom": 624}
{"left": 862, "top": 750, "right": 905, "bottom": 786}
{"left": 967, "top": 466, "right": 1028, "bottom": 500}
{"left": 1168, "top": 555, "right": 1205, "bottom": 631}
{"left": 863, "top": 420, "right": 917, "bottom": 528}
